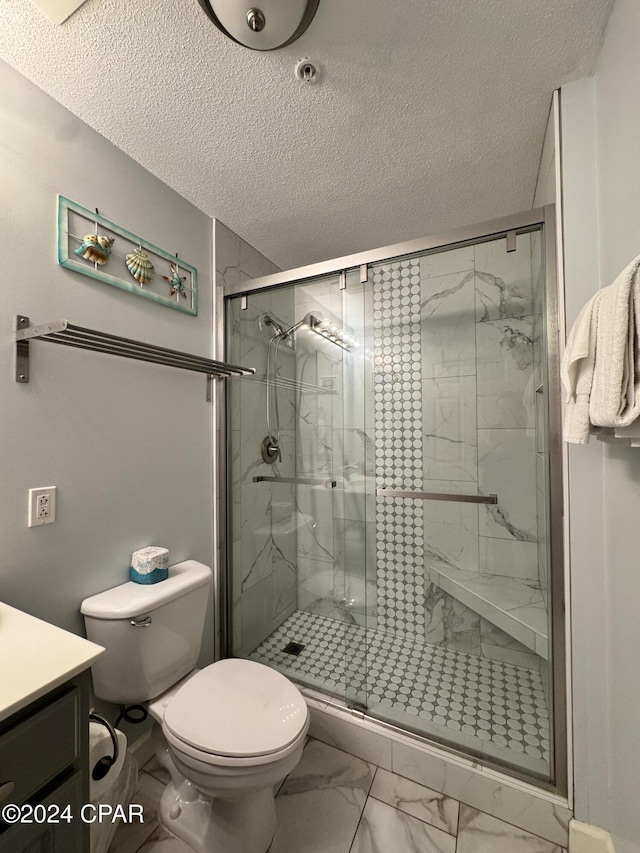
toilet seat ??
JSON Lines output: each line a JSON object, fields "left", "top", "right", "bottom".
{"left": 162, "top": 659, "right": 309, "bottom": 767}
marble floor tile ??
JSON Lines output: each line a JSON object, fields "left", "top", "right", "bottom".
{"left": 136, "top": 823, "right": 192, "bottom": 853}
{"left": 456, "top": 805, "right": 564, "bottom": 853}
{"left": 350, "top": 797, "right": 456, "bottom": 853}
{"left": 112, "top": 742, "right": 567, "bottom": 853}
{"left": 108, "top": 771, "right": 164, "bottom": 853}
{"left": 143, "top": 755, "right": 171, "bottom": 786}
{"left": 270, "top": 738, "right": 375, "bottom": 853}
{"left": 369, "top": 768, "right": 458, "bottom": 834}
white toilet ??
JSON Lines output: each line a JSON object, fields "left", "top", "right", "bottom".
{"left": 81, "top": 560, "right": 309, "bottom": 853}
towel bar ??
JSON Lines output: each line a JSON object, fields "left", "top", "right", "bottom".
{"left": 15, "top": 315, "right": 254, "bottom": 398}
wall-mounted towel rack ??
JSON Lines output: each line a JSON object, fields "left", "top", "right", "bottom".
{"left": 15, "top": 315, "right": 254, "bottom": 399}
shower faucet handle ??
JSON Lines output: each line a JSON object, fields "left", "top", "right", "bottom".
{"left": 261, "top": 435, "right": 281, "bottom": 464}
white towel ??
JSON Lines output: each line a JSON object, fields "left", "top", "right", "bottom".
{"left": 614, "top": 419, "right": 640, "bottom": 444}
{"left": 590, "top": 255, "right": 640, "bottom": 428}
{"left": 561, "top": 291, "right": 602, "bottom": 444}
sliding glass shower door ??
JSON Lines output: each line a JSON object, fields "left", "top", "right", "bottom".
{"left": 362, "top": 232, "right": 553, "bottom": 781}
{"left": 226, "top": 213, "right": 561, "bottom": 788}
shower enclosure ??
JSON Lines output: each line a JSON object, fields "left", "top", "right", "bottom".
{"left": 223, "top": 207, "right": 565, "bottom": 792}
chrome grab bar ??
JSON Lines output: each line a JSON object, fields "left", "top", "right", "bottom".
{"left": 376, "top": 489, "right": 497, "bottom": 505}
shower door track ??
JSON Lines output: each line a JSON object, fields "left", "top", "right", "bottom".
{"left": 223, "top": 207, "right": 550, "bottom": 298}
{"left": 219, "top": 204, "right": 568, "bottom": 798}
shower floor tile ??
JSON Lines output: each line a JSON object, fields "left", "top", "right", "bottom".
{"left": 250, "top": 610, "right": 550, "bottom": 777}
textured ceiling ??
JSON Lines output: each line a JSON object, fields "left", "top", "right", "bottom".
{"left": 0, "top": 0, "right": 613, "bottom": 270}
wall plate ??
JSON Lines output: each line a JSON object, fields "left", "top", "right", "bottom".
{"left": 28, "top": 486, "right": 57, "bottom": 527}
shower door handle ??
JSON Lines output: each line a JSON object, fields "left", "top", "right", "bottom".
{"left": 376, "top": 489, "right": 498, "bottom": 504}
{"left": 254, "top": 476, "right": 337, "bottom": 488}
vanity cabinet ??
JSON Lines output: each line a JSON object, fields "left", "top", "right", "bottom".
{"left": 0, "top": 673, "right": 91, "bottom": 853}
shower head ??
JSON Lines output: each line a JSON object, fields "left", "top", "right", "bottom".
{"left": 262, "top": 313, "right": 307, "bottom": 342}
{"left": 262, "top": 311, "right": 358, "bottom": 351}
{"left": 263, "top": 314, "right": 286, "bottom": 337}
{"left": 306, "top": 314, "right": 357, "bottom": 351}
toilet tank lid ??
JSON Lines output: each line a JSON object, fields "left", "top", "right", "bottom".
{"left": 81, "top": 560, "right": 211, "bottom": 619}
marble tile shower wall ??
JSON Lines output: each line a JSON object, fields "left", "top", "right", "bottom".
{"left": 376, "top": 238, "right": 543, "bottom": 667}
{"left": 216, "top": 222, "right": 298, "bottom": 655}
{"left": 294, "top": 278, "right": 376, "bottom": 632}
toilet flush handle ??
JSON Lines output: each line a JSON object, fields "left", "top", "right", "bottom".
{"left": 130, "top": 616, "right": 152, "bottom": 627}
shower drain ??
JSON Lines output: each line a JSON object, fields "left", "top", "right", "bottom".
{"left": 283, "top": 642, "right": 305, "bottom": 656}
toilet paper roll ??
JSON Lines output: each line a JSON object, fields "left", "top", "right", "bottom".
{"left": 89, "top": 722, "right": 128, "bottom": 801}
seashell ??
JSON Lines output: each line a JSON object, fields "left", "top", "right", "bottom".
{"left": 74, "top": 234, "right": 115, "bottom": 265}
{"left": 125, "top": 248, "right": 154, "bottom": 285}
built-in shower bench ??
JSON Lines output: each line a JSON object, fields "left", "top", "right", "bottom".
{"left": 429, "top": 565, "right": 548, "bottom": 659}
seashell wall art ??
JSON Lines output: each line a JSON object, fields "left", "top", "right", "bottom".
{"left": 57, "top": 195, "right": 198, "bottom": 315}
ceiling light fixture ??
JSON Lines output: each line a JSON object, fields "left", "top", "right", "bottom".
{"left": 196, "top": 0, "right": 321, "bottom": 51}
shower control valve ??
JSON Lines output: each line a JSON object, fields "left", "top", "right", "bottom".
{"left": 261, "top": 435, "right": 281, "bottom": 464}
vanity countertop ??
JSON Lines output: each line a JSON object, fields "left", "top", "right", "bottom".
{"left": 0, "top": 603, "right": 104, "bottom": 723}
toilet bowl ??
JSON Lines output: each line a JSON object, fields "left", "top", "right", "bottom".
{"left": 81, "top": 560, "right": 308, "bottom": 853}
{"left": 149, "top": 658, "right": 309, "bottom": 853}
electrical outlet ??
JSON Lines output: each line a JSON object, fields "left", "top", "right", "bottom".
{"left": 28, "top": 486, "right": 56, "bottom": 527}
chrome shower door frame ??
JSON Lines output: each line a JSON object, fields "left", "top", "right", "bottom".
{"left": 219, "top": 205, "right": 568, "bottom": 796}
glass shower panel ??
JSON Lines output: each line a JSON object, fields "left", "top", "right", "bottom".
{"left": 365, "top": 232, "right": 553, "bottom": 781}
{"left": 336, "top": 269, "right": 373, "bottom": 711}
{"left": 227, "top": 274, "right": 368, "bottom": 707}
{"left": 226, "top": 286, "right": 300, "bottom": 659}
{"left": 225, "top": 216, "right": 559, "bottom": 788}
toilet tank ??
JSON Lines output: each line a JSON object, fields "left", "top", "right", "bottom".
{"left": 81, "top": 560, "right": 211, "bottom": 704}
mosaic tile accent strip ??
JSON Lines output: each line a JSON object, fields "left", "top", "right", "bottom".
{"left": 250, "top": 610, "right": 550, "bottom": 770}
{"left": 372, "top": 259, "right": 426, "bottom": 639}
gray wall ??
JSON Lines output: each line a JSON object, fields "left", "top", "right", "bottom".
{"left": 561, "top": 2, "right": 640, "bottom": 850}
{"left": 0, "top": 62, "right": 215, "bottom": 665}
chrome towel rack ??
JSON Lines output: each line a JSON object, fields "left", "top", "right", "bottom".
{"left": 15, "top": 315, "right": 254, "bottom": 399}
